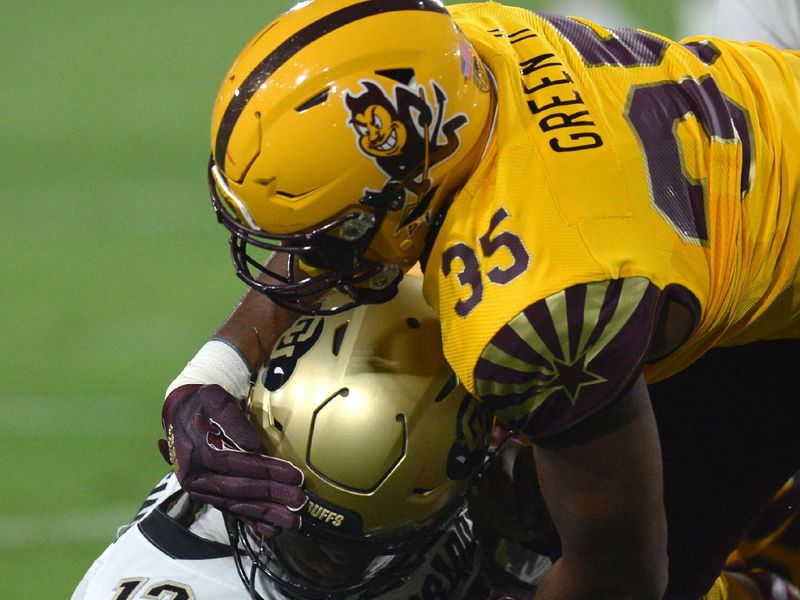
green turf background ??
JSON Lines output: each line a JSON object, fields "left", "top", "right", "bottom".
{"left": 2, "top": 1, "right": 692, "bottom": 596}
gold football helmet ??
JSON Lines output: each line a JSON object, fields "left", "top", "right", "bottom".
{"left": 232, "top": 276, "right": 491, "bottom": 598}
{"left": 208, "top": 0, "right": 496, "bottom": 314}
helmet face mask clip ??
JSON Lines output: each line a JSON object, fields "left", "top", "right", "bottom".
{"left": 210, "top": 158, "right": 402, "bottom": 314}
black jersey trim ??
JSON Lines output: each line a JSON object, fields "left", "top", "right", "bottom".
{"left": 138, "top": 503, "right": 232, "bottom": 560}
{"left": 475, "top": 278, "right": 664, "bottom": 439}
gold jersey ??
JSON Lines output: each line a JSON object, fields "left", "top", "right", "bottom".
{"left": 422, "top": 3, "right": 800, "bottom": 437}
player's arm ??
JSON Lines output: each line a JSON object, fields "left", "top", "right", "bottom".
{"left": 212, "top": 267, "right": 300, "bottom": 372}
{"left": 469, "top": 379, "right": 667, "bottom": 599}
{"left": 186, "top": 253, "right": 300, "bottom": 373}
{"left": 472, "top": 277, "right": 695, "bottom": 599}
{"left": 159, "top": 254, "right": 307, "bottom": 537}
{"left": 532, "top": 374, "right": 667, "bottom": 600}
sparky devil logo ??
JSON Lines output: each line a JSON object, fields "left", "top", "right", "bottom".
{"left": 344, "top": 80, "right": 467, "bottom": 234}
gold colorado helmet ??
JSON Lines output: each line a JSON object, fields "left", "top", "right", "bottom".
{"left": 238, "top": 276, "right": 491, "bottom": 598}
{"left": 208, "top": 0, "right": 495, "bottom": 314}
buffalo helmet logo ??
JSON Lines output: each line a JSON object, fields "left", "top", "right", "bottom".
{"left": 263, "top": 317, "right": 324, "bottom": 392}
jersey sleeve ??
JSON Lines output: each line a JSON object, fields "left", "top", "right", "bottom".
{"left": 473, "top": 277, "right": 663, "bottom": 439}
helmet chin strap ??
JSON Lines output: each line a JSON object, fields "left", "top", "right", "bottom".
{"left": 361, "top": 187, "right": 405, "bottom": 211}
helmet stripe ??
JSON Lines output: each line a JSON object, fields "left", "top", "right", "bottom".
{"left": 214, "top": 0, "right": 449, "bottom": 170}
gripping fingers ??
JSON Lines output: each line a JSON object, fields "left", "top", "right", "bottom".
{"left": 240, "top": 517, "right": 281, "bottom": 539}
{"left": 190, "top": 474, "right": 307, "bottom": 509}
{"left": 190, "top": 492, "right": 303, "bottom": 532}
{"left": 203, "top": 451, "right": 305, "bottom": 486}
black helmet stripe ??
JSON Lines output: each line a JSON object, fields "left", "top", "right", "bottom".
{"left": 215, "top": 0, "right": 449, "bottom": 171}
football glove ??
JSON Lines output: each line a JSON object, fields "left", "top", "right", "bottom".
{"left": 158, "top": 383, "right": 306, "bottom": 537}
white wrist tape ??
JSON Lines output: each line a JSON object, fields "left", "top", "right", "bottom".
{"left": 165, "top": 340, "right": 252, "bottom": 400}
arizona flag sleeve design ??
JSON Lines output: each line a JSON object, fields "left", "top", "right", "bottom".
{"left": 475, "top": 277, "right": 662, "bottom": 439}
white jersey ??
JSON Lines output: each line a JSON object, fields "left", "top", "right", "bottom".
{"left": 712, "top": 0, "right": 800, "bottom": 47}
{"left": 72, "top": 474, "right": 492, "bottom": 600}
{"left": 71, "top": 474, "right": 243, "bottom": 600}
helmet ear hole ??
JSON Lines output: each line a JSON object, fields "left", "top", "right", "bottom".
{"left": 406, "top": 317, "right": 420, "bottom": 329}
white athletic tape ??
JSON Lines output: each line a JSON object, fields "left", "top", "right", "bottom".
{"left": 165, "top": 340, "right": 251, "bottom": 400}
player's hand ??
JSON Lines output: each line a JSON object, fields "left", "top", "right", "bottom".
{"left": 158, "top": 384, "right": 306, "bottom": 537}
{"left": 468, "top": 433, "right": 553, "bottom": 544}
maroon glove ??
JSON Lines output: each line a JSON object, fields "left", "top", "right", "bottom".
{"left": 158, "top": 384, "right": 306, "bottom": 537}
